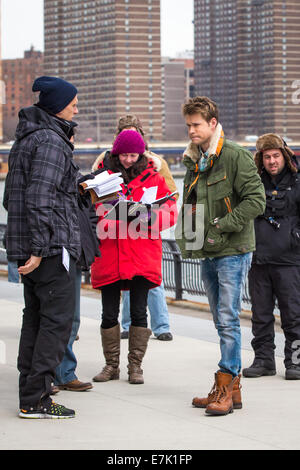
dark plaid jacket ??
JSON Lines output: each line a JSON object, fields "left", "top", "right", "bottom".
{"left": 3, "top": 106, "right": 81, "bottom": 261}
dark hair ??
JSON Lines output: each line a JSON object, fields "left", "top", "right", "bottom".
{"left": 115, "top": 114, "right": 149, "bottom": 150}
{"left": 182, "top": 96, "right": 219, "bottom": 123}
{"left": 109, "top": 153, "right": 148, "bottom": 184}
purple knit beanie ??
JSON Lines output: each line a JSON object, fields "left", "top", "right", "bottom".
{"left": 112, "top": 129, "right": 145, "bottom": 155}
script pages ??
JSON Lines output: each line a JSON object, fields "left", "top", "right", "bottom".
{"left": 80, "top": 171, "right": 124, "bottom": 203}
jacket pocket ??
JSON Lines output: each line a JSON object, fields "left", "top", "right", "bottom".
{"left": 203, "top": 225, "right": 230, "bottom": 253}
{"left": 265, "top": 189, "right": 287, "bottom": 216}
{"left": 207, "top": 174, "right": 233, "bottom": 219}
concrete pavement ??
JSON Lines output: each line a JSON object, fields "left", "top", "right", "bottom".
{"left": 0, "top": 279, "right": 299, "bottom": 451}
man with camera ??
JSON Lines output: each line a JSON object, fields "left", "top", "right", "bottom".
{"left": 243, "top": 134, "right": 300, "bottom": 380}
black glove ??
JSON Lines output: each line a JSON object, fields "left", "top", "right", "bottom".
{"left": 78, "top": 191, "right": 91, "bottom": 210}
{"left": 78, "top": 173, "right": 96, "bottom": 184}
{"left": 93, "top": 168, "right": 106, "bottom": 176}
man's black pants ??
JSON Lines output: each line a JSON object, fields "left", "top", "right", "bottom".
{"left": 249, "top": 263, "right": 300, "bottom": 368}
{"left": 18, "top": 254, "right": 76, "bottom": 409}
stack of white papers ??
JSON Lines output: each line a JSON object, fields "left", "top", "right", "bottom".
{"left": 83, "top": 171, "right": 123, "bottom": 198}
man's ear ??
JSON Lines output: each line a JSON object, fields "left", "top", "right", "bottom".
{"left": 210, "top": 117, "right": 218, "bottom": 130}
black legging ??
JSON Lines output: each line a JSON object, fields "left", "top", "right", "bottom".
{"left": 101, "top": 276, "right": 153, "bottom": 329}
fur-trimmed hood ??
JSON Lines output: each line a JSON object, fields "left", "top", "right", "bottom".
{"left": 183, "top": 123, "right": 224, "bottom": 163}
{"left": 92, "top": 149, "right": 162, "bottom": 173}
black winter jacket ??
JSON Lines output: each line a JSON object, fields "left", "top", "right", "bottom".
{"left": 253, "top": 166, "right": 300, "bottom": 265}
{"left": 3, "top": 106, "right": 81, "bottom": 261}
{"left": 77, "top": 199, "right": 101, "bottom": 271}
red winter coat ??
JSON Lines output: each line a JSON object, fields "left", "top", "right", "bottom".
{"left": 91, "top": 160, "right": 177, "bottom": 289}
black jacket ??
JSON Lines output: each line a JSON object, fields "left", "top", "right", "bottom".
{"left": 253, "top": 166, "right": 300, "bottom": 265}
{"left": 3, "top": 106, "right": 81, "bottom": 261}
{"left": 77, "top": 199, "right": 101, "bottom": 271}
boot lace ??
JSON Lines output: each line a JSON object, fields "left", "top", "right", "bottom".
{"left": 214, "top": 385, "right": 227, "bottom": 403}
{"left": 207, "top": 382, "right": 218, "bottom": 400}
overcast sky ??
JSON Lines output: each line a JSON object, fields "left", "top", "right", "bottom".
{"left": 1, "top": 0, "right": 194, "bottom": 59}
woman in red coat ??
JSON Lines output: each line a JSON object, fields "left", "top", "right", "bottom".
{"left": 91, "top": 129, "right": 177, "bottom": 384}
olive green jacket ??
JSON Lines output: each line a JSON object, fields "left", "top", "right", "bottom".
{"left": 176, "top": 124, "right": 266, "bottom": 259}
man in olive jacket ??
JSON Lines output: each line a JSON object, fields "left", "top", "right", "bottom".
{"left": 176, "top": 97, "right": 265, "bottom": 416}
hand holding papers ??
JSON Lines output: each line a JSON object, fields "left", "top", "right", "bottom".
{"left": 80, "top": 171, "right": 124, "bottom": 203}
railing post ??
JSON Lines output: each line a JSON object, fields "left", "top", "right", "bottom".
{"left": 167, "top": 240, "right": 183, "bottom": 301}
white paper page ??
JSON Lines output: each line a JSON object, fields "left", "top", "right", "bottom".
{"left": 93, "top": 183, "right": 122, "bottom": 197}
{"left": 92, "top": 177, "right": 123, "bottom": 197}
{"left": 140, "top": 186, "right": 158, "bottom": 204}
{"left": 96, "top": 176, "right": 123, "bottom": 191}
{"left": 62, "top": 247, "right": 70, "bottom": 272}
{"left": 84, "top": 171, "right": 122, "bottom": 189}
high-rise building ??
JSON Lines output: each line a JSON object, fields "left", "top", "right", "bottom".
{"left": 170, "top": 54, "right": 195, "bottom": 101}
{"left": 162, "top": 54, "right": 195, "bottom": 141}
{"left": 2, "top": 47, "right": 44, "bottom": 141}
{"left": 194, "top": 0, "right": 238, "bottom": 138}
{"left": 194, "top": 0, "right": 300, "bottom": 141}
{"left": 44, "top": 0, "right": 162, "bottom": 142}
{"left": 162, "top": 58, "right": 186, "bottom": 141}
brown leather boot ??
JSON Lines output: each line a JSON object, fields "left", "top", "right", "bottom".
{"left": 58, "top": 379, "right": 93, "bottom": 391}
{"left": 128, "top": 326, "right": 152, "bottom": 384}
{"left": 93, "top": 324, "right": 120, "bottom": 382}
{"left": 205, "top": 372, "right": 238, "bottom": 416}
{"left": 192, "top": 374, "right": 242, "bottom": 410}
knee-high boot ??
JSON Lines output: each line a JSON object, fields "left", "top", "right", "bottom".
{"left": 128, "top": 326, "right": 152, "bottom": 384}
{"left": 93, "top": 324, "right": 120, "bottom": 382}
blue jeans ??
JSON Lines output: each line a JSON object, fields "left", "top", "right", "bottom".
{"left": 8, "top": 261, "right": 20, "bottom": 283}
{"left": 55, "top": 267, "right": 82, "bottom": 385}
{"left": 122, "top": 282, "right": 170, "bottom": 336}
{"left": 201, "top": 253, "right": 252, "bottom": 377}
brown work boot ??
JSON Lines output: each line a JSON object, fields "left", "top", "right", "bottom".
{"left": 58, "top": 379, "right": 93, "bottom": 392}
{"left": 205, "top": 372, "right": 238, "bottom": 416}
{"left": 192, "top": 374, "right": 242, "bottom": 410}
{"left": 128, "top": 326, "right": 152, "bottom": 384}
{"left": 93, "top": 324, "right": 120, "bottom": 382}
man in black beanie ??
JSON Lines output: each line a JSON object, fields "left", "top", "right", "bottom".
{"left": 3, "top": 76, "right": 81, "bottom": 419}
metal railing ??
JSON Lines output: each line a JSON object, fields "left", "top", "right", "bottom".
{"left": 0, "top": 223, "right": 251, "bottom": 304}
{"left": 162, "top": 239, "right": 251, "bottom": 304}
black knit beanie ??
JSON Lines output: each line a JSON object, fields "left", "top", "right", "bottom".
{"left": 32, "top": 76, "right": 77, "bottom": 114}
